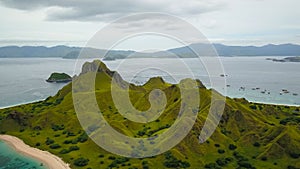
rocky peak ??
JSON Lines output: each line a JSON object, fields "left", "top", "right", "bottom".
{"left": 81, "top": 60, "right": 114, "bottom": 76}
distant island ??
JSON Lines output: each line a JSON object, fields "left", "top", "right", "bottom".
{"left": 1, "top": 43, "right": 300, "bottom": 59}
{"left": 102, "top": 56, "right": 116, "bottom": 61}
{"left": 46, "top": 72, "right": 72, "bottom": 83}
{"left": 267, "top": 56, "right": 300, "bottom": 62}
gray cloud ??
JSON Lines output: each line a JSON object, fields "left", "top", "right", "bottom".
{"left": 0, "top": 0, "right": 225, "bottom": 21}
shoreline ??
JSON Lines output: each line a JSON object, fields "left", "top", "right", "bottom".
{"left": 0, "top": 82, "right": 299, "bottom": 110}
{"left": 1, "top": 95, "right": 298, "bottom": 110}
{"left": 0, "top": 99, "right": 44, "bottom": 109}
{"left": 0, "top": 135, "right": 71, "bottom": 169}
{"left": 228, "top": 97, "right": 300, "bottom": 107}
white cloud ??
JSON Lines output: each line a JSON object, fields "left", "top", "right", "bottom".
{"left": 0, "top": 0, "right": 225, "bottom": 21}
{"left": 0, "top": 0, "right": 299, "bottom": 49}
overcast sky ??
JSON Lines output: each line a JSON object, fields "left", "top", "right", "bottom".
{"left": 0, "top": 0, "right": 299, "bottom": 50}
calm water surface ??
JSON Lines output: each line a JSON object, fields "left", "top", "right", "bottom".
{"left": 0, "top": 57, "right": 299, "bottom": 108}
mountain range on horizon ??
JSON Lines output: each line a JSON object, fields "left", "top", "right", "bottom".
{"left": 0, "top": 43, "right": 300, "bottom": 58}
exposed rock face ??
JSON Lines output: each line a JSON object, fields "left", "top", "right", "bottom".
{"left": 81, "top": 60, "right": 114, "bottom": 77}
{"left": 46, "top": 73, "right": 72, "bottom": 83}
{"left": 79, "top": 60, "right": 128, "bottom": 89}
{"left": 80, "top": 60, "right": 207, "bottom": 89}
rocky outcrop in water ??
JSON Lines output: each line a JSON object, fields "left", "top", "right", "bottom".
{"left": 46, "top": 73, "right": 72, "bottom": 83}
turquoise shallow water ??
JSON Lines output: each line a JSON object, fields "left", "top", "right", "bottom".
{"left": 0, "top": 141, "right": 47, "bottom": 169}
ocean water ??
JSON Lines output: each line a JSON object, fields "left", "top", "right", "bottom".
{"left": 0, "top": 57, "right": 299, "bottom": 108}
{"left": 103, "top": 57, "right": 300, "bottom": 106}
{"left": 0, "top": 141, "right": 47, "bottom": 169}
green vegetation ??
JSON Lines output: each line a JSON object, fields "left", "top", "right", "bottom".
{"left": 253, "top": 142, "right": 261, "bottom": 147}
{"left": 46, "top": 72, "right": 72, "bottom": 83}
{"left": 45, "top": 137, "right": 55, "bottom": 145}
{"left": 50, "top": 144, "right": 61, "bottom": 149}
{"left": 60, "top": 146, "right": 80, "bottom": 154}
{"left": 107, "top": 157, "right": 130, "bottom": 168}
{"left": 74, "top": 157, "right": 89, "bottom": 167}
{"left": 280, "top": 117, "right": 300, "bottom": 125}
{"left": 0, "top": 60, "right": 299, "bottom": 169}
{"left": 228, "top": 144, "right": 237, "bottom": 150}
{"left": 163, "top": 152, "right": 190, "bottom": 168}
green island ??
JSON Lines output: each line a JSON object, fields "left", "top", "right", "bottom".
{"left": 46, "top": 72, "right": 72, "bottom": 83}
{"left": 267, "top": 56, "right": 300, "bottom": 63}
{"left": 103, "top": 56, "right": 116, "bottom": 61}
{"left": 0, "top": 60, "right": 300, "bottom": 169}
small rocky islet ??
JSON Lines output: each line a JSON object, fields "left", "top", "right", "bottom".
{"left": 46, "top": 72, "right": 72, "bottom": 83}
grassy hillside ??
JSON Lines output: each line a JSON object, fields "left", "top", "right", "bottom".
{"left": 0, "top": 60, "right": 299, "bottom": 169}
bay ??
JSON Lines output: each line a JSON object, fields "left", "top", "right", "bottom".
{"left": 0, "top": 57, "right": 299, "bottom": 108}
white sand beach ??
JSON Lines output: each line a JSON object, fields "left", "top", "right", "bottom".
{"left": 0, "top": 135, "right": 71, "bottom": 169}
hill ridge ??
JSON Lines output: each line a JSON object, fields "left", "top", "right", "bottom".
{"left": 0, "top": 60, "right": 299, "bottom": 168}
